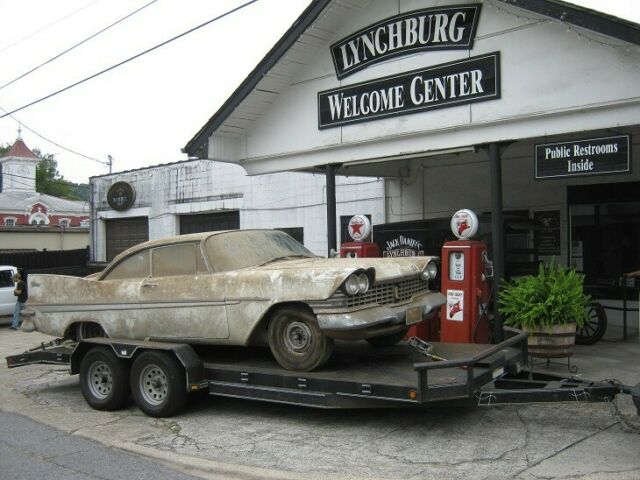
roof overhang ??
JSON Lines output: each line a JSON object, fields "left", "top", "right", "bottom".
{"left": 183, "top": 0, "right": 640, "bottom": 160}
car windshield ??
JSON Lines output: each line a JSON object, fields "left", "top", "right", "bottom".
{"left": 204, "top": 230, "right": 316, "bottom": 272}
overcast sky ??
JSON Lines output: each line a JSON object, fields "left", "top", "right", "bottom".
{"left": 0, "top": 0, "right": 638, "bottom": 184}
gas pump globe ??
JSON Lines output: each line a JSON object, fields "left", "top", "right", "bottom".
{"left": 339, "top": 215, "right": 380, "bottom": 258}
{"left": 441, "top": 209, "right": 493, "bottom": 343}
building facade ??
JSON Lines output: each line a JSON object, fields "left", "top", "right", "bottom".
{"left": 0, "top": 134, "right": 89, "bottom": 252}
{"left": 90, "top": 159, "right": 384, "bottom": 261}
{"left": 183, "top": 0, "right": 640, "bottom": 337}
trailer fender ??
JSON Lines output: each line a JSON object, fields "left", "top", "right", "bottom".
{"left": 70, "top": 340, "right": 205, "bottom": 392}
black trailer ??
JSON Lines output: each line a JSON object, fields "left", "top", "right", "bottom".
{"left": 6, "top": 328, "right": 640, "bottom": 418}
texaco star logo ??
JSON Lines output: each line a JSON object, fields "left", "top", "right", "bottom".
{"left": 348, "top": 215, "right": 371, "bottom": 241}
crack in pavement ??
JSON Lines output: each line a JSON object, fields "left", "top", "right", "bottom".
{"left": 512, "top": 422, "right": 619, "bottom": 479}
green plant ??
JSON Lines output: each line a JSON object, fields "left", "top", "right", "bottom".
{"left": 498, "top": 263, "right": 590, "bottom": 329}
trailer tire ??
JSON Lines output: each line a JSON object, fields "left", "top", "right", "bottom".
{"left": 366, "top": 328, "right": 408, "bottom": 347}
{"left": 130, "top": 351, "right": 186, "bottom": 418}
{"left": 268, "top": 307, "right": 333, "bottom": 372}
{"left": 80, "top": 347, "right": 130, "bottom": 411}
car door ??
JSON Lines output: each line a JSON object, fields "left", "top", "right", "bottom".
{"left": 0, "top": 267, "right": 17, "bottom": 316}
{"left": 137, "top": 242, "right": 230, "bottom": 341}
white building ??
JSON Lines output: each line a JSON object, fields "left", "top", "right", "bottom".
{"left": 90, "top": 159, "right": 384, "bottom": 261}
{"left": 183, "top": 0, "right": 640, "bottom": 337}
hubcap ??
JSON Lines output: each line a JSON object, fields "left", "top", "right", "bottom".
{"left": 284, "top": 321, "right": 312, "bottom": 352}
{"left": 88, "top": 361, "right": 113, "bottom": 400}
{"left": 139, "top": 364, "right": 168, "bottom": 406}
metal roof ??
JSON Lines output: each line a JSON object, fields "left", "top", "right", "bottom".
{"left": 183, "top": 0, "right": 640, "bottom": 159}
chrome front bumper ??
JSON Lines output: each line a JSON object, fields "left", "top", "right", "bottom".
{"left": 315, "top": 291, "right": 446, "bottom": 331}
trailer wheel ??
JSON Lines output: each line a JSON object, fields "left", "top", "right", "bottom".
{"left": 366, "top": 328, "right": 408, "bottom": 347}
{"left": 268, "top": 307, "right": 334, "bottom": 371}
{"left": 130, "top": 351, "right": 186, "bottom": 418}
{"left": 80, "top": 347, "right": 130, "bottom": 411}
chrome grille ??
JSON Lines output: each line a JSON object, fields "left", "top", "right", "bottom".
{"left": 346, "top": 277, "right": 428, "bottom": 308}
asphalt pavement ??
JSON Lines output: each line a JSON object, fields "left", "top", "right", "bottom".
{"left": 1, "top": 411, "right": 201, "bottom": 480}
{"left": 1, "top": 326, "right": 639, "bottom": 480}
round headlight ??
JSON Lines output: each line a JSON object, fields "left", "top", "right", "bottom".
{"left": 343, "top": 274, "right": 360, "bottom": 295}
{"left": 421, "top": 261, "right": 438, "bottom": 280}
{"left": 357, "top": 273, "right": 369, "bottom": 293}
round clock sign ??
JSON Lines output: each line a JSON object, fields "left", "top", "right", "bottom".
{"left": 107, "top": 182, "right": 135, "bottom": 211}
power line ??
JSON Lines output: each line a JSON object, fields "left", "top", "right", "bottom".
{"left": 0, "top": 106, "right": 107, "bottom": 165}
{"left": 0, "top": 0, "right": 102, "bottom": 55}
{"left": 0, "top": 0, "right": 259, "bottom": 120}
{"left": 0, "top": 0, "right": 159, "bottom": 92}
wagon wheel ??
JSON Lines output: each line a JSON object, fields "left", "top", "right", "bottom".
{"left": 576, "top": 302, "right": 607, "bottom": 345}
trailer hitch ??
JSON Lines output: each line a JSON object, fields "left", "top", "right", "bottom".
{"left": 620, "top": 382, "right": 640, "bottom": 416}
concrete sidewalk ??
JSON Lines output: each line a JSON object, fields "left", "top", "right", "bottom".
{"left": 1, "top": 327, "right": 639, "bottom": 480}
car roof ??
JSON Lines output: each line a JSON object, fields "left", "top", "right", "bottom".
{"left": 0, "top": 266, "right": 17, "bottom": 270}
{"left": 107, "top": 229, "right": 278, "bottom": 266}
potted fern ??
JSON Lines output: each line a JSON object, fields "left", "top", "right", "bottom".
{"left": 498, "top": 263, "right": 590, "bottom": 359}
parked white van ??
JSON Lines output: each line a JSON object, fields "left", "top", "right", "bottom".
{"left": 0, "top": 266, "right": 18, "bottom": 319}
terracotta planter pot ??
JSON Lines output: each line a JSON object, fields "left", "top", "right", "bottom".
{"left": 523, "top": 323, "right": 577, "bottom": 359}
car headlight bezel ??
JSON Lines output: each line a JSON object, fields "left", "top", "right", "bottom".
{"left": 342, "top": 272, "right": 371, "bottom": 296}
{"left": 420, "top": 261, "right": 438, "bottom": 281}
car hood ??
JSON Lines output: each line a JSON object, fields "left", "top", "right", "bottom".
{"left": 224, "top": 256, "right": 439, "bottom": 301}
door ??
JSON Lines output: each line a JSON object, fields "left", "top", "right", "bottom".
{"left": 0, "top": 267, "right": 16, "bottom": 316}
{"left": 105, "top": 217, "right": 149, "bottom": 261}
{"left": 137, "top": 242, "right": 230, "bottom": 340}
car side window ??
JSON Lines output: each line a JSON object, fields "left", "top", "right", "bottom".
{"left": 0, "top": 270, "right": 14, "bottom": 288}
{"left": 152, "top": 244, "right": 198, "bottom": 277}
{"left": 103, "top": 250, "right": 151, "bottom": 280}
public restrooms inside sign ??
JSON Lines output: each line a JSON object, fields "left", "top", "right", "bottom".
{"left": 331, "top": 5, "right": 482, "bottom": 79}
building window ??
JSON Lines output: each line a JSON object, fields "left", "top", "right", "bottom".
{"left": 59, "top": 218, "right": 71, "bottom": 228}
{"left": 4, "top": 217, "right": 16, "bottom": 226}
{"left": 28, "top": 212, "right": 49, "bottom": 225}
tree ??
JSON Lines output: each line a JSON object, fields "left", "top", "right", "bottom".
{"left": 34, "top": 152, "right": 78, "bottom": 199}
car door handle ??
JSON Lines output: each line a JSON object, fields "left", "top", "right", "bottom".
{"left": 141, "top": 282, "right": 158, "bottom": 289}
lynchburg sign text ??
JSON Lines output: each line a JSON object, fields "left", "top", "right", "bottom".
{"left": 331, "top": 5, "right": 481, "bottom": 79}
{"left": 318, "top": 52, "right": 500, "bottom": 129}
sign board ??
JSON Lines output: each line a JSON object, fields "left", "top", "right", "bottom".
{"left": 330, "top": 5, "right": 482, "bottom": 79}
{"left": 107, "top": 182, "right": 136, "bottom": 211}
{"left": 451, "top": 209, "right": 479, "bottom": 240}
{"left": 318, "top": 52, "right": 500, "bottom": 129}
{"left": 446, "top": 289, "right": 464, "bottom": 321}
{"left": 535, "top": 135, "right": 630, "bottom": 179}
{"left": 347, "top": 214, "right": 372, "bottom": 241}
{"left": 534, "top": 210, "right": 561, "bottom": 256}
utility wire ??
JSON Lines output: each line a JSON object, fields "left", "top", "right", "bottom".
{"left": 0, "top": 0, "right": 159, "bottom": 92}
{"left": 0, "top": 0, "right": 101, "bottom": 55}
{"left": 0, "top": 105, "right": 106, "bottom": 164}
{"left": 0, "top": 0, "right": 259, "bottom": 120}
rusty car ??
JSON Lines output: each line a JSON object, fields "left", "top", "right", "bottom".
{"left": 23, "top": 230, "right": 445, "bottom": 371}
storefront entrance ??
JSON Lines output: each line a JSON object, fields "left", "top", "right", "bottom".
{"left": 569, "top": 181, "right": 640, "bottom": 287}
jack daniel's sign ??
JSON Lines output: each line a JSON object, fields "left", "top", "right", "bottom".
{"left": 331, "top": 5, "right": 482, "bottom": 79}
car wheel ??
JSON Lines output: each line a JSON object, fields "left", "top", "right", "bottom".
{"left": 130, "top": 351, "right": 186, "bottom": 418}
{"left": 79, "top": 347, "right": 130, "bottom": 411}
{"left": 366, "top": 328, "right": 409, "bottom": 347}
{"left": 268, "top": 307, "right": 334, "bottom": 372}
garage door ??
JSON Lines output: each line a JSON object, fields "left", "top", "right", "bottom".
{"left": 105, "top": 217, "right": 149, "bottom": 261}
{"left": 179, "top": 211, "right": 239, "bottom": 234}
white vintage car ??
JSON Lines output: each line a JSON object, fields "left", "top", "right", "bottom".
{"left": 25, "top": 230, "right": 445, "bottom": 371}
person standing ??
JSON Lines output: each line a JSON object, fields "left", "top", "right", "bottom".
{"left": 10, "top": 271, "right": 27, "bottom": 330}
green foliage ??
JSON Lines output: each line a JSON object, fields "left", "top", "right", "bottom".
{"left": 33, "top": 151, "right": 88, "bottom": 200}
{"left": 498, "top": 263, "right": 590, "bottom": 329}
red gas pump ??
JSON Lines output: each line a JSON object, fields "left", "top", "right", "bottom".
{"left": 440, "top": 209, "right": 493, "bottom": 344}
{"left": 339, "top": 215, "right": 380, "bottom": 258}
